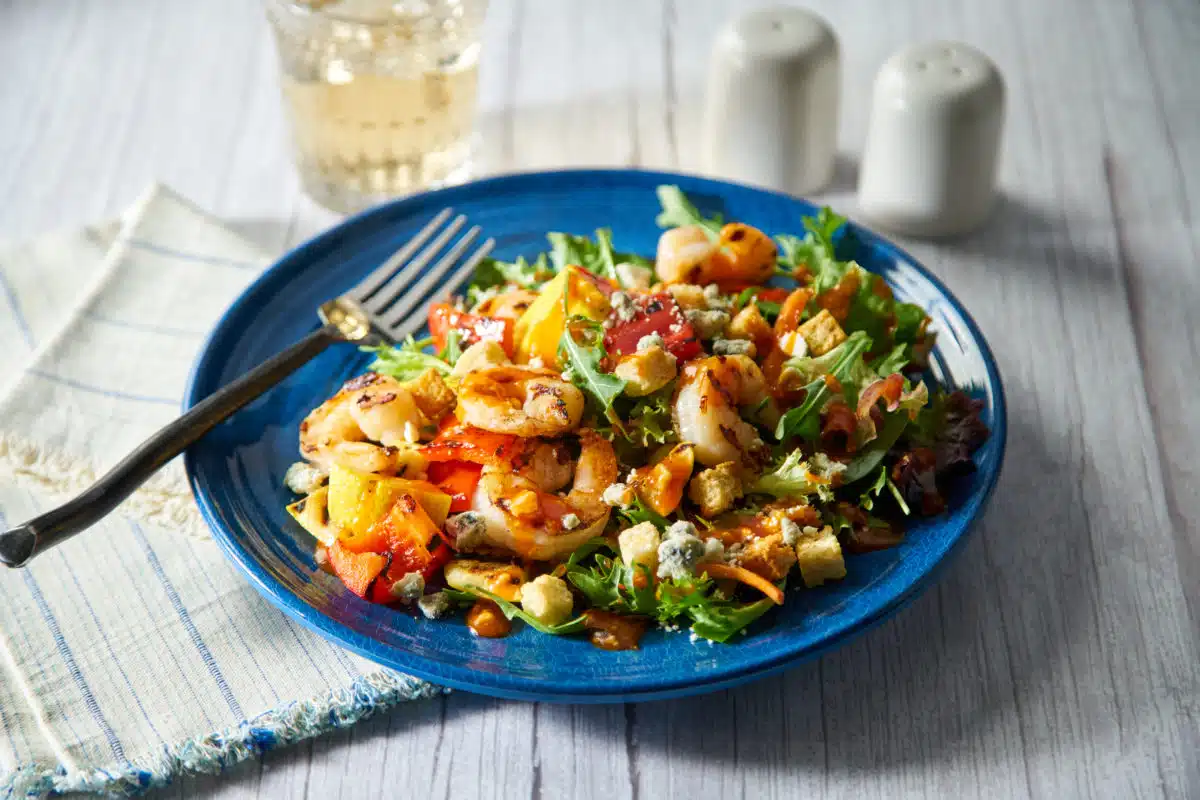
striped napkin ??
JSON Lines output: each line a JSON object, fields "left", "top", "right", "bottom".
{"left": 0, "top": 186, "right": 439, "bottom": 798}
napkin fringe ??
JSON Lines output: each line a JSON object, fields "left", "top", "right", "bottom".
{"left": 2, "top": 670, "right": 444, "bottom": 797}
{"left": 0, "top": 431, "right": 210, "bottom": 540}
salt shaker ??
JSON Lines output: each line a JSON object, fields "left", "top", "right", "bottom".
{"left": 858, "top": 41, "right": 1005, "bottom": 238}
{"left": 703, "top": 7, "right": 840, "bottom": 195}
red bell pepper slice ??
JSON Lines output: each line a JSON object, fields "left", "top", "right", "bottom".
{"left": 427, "top": 460, "right": 484, "bottom": 513}
{"left": 422, "top": 420, "right": 526, "bottom": 467}
{"left": 327, "top": 541, "right": 389, "bottom": 599}
{"left": 427, "top": 303, "right": 515, "bottom": 357}
{"left": 604, "top": 293, "right": 702, "bottom": 362}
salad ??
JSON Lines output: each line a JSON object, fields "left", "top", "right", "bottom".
{"left": 285, "top": 186, "right": 988, "bottom": 647}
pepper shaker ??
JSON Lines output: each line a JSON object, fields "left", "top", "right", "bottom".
{"left": 857, "top": 41, "right": 1005, "bottom": 238}
{"left": 703, "top": 7, "right": 840, "bottom": 195}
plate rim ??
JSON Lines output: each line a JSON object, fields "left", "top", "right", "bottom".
{"left": 183, "top": 167, "right": 1007, "bottom": 703}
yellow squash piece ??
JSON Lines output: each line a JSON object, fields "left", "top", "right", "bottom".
{"left": 285, "top": 486, "right": 340, "bottom": 546}
{"left": 513, "top": 266, "right": 611, "bottom": 367}
{"left": 326, "top": 463, "right": 452, "bottom": 538}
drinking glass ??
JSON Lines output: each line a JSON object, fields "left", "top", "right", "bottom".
{"left": 264, "top": 0, "right": 488, "bottom": 213}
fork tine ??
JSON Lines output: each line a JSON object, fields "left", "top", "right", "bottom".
{"left": 378, "top": 225, "right": 483, "bottom": 329}
{"left": 387, "top": 237, "right": 496, "bottom": 341}
{"left": 348, "top": 208, "right": 454, "bottom": 304}
{"left": 361, "top": 214, "right": 468, "bottom": 315}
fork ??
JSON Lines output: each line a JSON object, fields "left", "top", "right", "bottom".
{"left": 0, "top": 209, "right": 493, "bottom": 568}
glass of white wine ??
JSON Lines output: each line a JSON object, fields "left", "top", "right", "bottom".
{"left": 264, "top": 0, "right": 488, "bottom": 214}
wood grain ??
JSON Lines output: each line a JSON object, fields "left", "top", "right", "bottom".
{"left": 1, "top": 1, "right": 1196, "bottom": 798}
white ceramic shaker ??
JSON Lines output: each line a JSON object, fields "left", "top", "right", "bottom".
{"left": 703, "top": 7, "right": 840, "bottom": 195}
{"left": 857, "top": 41, "right": 1005, "bottom": 238}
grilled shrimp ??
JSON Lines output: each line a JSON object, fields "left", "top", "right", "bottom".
{"left": 470, "top": 431, "right": 618, "bottom": 560}
{"left": 457, "top": 366, "right": 585, "bottom": 437}
{"left": 299, "top": 372, "right": 425, "bottom": 473}
{"left": 654, "top": 223, "right": 777, "bottom": 286}
{"left": 673, "top": 355, "right": 778, "bottom": 468}
{"left": 516, "top": 439, "right": 575, "bottom": 493}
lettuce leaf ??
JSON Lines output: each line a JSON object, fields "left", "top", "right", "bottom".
{"left": 688, "top": 596, "right": 777, "bottom": 643}
{"left": 774, "top": 331, "right": 874, "bottom": 441}
{"left": 655, "top": 185, "right": 723, "bottom": 237}
{"left": 749, "top": 450, "right": 844, "bottom": 502}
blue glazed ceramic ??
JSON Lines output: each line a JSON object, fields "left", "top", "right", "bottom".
{"left": 184, "top": 169, "right": 1006, "bottom": 703}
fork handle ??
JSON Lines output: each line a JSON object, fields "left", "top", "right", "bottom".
{"left": 0, "top": 324, "right": 343, "bottom": 568}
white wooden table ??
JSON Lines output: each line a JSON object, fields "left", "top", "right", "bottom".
{"left": 3, "top": 1, "right": 1197, "bottom": 797}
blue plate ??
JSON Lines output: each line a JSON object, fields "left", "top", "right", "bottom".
{"left": 184, "top": 169, "right": 1006, "bottom": 703}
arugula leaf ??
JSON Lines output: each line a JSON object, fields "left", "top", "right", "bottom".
{"left": 364, "top": 336, "right": 453, "bottom": 381}
{"left": 460, "top": 586, "right": 588, "bottom": 635}
{"left": 774, "top": 331, "right": 873, "bottom": 441}
{"left": 733, "top": 287, "right": 782, "bottom": 322}
{"left": 688, "top": 596, "right": 777, "bottom": 643}
{"left": 559, "top": 318, "right": 627, "bottom": 420}
{"left": 467, "top": 253, "right": 550, "bottom": 305}
{"left": 566, "top": 554, "right": 623, "bottom": 608}
{"left": 870, "top": 343, "right": 910, "bottom": 376}
{"left": 655, "top": 577, "right": 716, "bottom": 622}
{"left": 749, "top": 450, "right": 844, "bottom": 502}
{"left": 841, "top": 411, "right": 910, "bottom": 484}
{"left": 617, "top": 497, "right": 670, "bottom": 529}
{"left": 546, "top": 228, "right": 640, "bottom": 283}
{"left": 655, "top": 185, "right": 723, "bottom": 237}
{"left": 565, "top": 538, "right": 613, "bottom": 569}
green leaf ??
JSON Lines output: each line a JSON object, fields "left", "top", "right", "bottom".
{"left": 611, "top": 385, "right": 677, "bottom": 452}
{"left": 841, "top": 412, "right": 911, "bottom": 484}
{"left": 566, "top": 555, "right": 623, "bottom": 608}
{"left": 363, "top": 336, "right": 453, "bottom": 382}
{"left": 749, "top": 450, "right": 844, "bottom": 502}
{"left": 655, "top": 185, "right": 723, "bottom": 237}
{"left": 565, "top": 537, "right": 613, "bottom": 569}
{"left": 887, "top": 477, "right": 912, "bottom": 515}
{"left": 870, "top": 343, "right": 910, "bottom": 376}
{"left": 466, "top": 253, "right": 550, "bottom": 305}
{"left": 559, "top": 321, "right": 627, "bottom": 417}
{"left": 688, "top": 596, "right": 778, "bottom": 643}
{"left": 545, "top": 229, "right": 636, "bottom": 283}
{"left": 617, "top": 497, "right": 670, "bottom": 529}
{"left": 461, "top": 586, "right": 588, "bottom": 635}
{"left": 655, "top": 577, "right": 716, "bottom": 623}
{"left": 774, "top": 331, "right": 874, "bottom": 442}
{"left": 859, "top": 464, "right": 889, "bottom": 512}
{"left": 438, "top": 329, "right": 463, "bottom": 365}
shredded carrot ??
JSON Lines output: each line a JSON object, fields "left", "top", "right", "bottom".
{"left": 699, "top": 563, "right": 785, "bottom": 605}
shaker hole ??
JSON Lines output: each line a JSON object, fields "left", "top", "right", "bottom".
{"left": 942, "top": 46, "right": 956, "bottom": 57}
{"left": 914, "top": 60, "right": 928, "bottom": 70}
{"left": 770, "top": 20, "right": 784, "bottom": 31}
{"left": 951, "top": 65, "right": 965, "bottom": 76}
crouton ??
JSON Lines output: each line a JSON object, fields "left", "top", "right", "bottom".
{"left": 615, "top": 346, "right": 678, "bottom": 396}
{"left": 687, "top": 461, "right": 744, "bottom": 517}
{"left": 797, "top": 309, "right": 847, "bottom": 356}
{"left": 667, "top": 283, "right": 708, "bottom": 311}
{"left": 451, "top": 339, "right": 510, "bottom": 378}
{"left": 618, "top": 522, "right": 661, "bottom": 577}
{"left": 407, "top": 367, "right": 457, "bottom": 420}
{"left": 519, "top": 575, "right": 574, "bottom": 626}
{"left": 735, "top": 533, "right": 797, "bottom": 582}
{"left": 727, "top": 303, "right": 774, "bottom": 354}
{"left": 793, "top": 525, "right": 846, "bottom": 587}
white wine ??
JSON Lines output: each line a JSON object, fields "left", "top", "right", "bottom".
{"left": 267, "top": 1, "right": 485, "bottom": 213}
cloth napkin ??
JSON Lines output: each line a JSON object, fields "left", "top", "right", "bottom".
{"left": 0, "top": 186, "right": 440, "bottom": 798}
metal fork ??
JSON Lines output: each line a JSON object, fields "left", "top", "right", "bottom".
{"left": 0, "top": 209, "right": 493, "bottom": 568}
